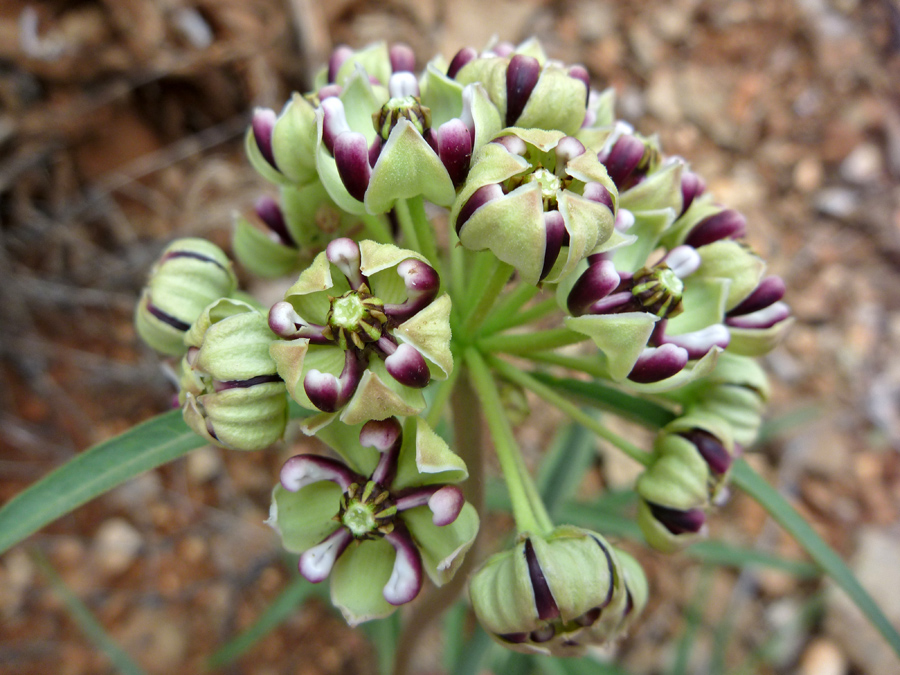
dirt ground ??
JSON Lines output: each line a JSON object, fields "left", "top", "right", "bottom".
{"left": 2, "top": 1, "right": 900, "bottom": 674}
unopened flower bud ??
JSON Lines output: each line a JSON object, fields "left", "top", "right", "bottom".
{"left": 135, "top": 238, "right": 237, "bottom": 356}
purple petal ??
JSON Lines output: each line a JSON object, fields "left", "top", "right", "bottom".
{"left": 680, "top": 169, "right": 706, "bottom": 215}
{"left": 437, "top": 119, "right": 473, "bottom": 187}
{"left": 615, "top": 208, "right": 635, "bottom": 232}
{"left": 395, "top": 485, "right": 464, "bottom": 526}
{"left": 326, "top": 238, "right": 365, "bottom": 290}
{"left": 587, "top": 290, "right": 635, "bottom": 315}
{"left": 385, "top": 343, "right": 430, "bottom": 389}
{"left": 541, "top": 210, "right": 568, "bottom": 281}
{"left": 680, "top": 429, "right": 732, "bottom": 475}
{"left": 327, "top": 45, "right": 354, "bottom": 83}
{"left": 555, "top": 136, "right": 586, "bottom": 167}
{"left": 213, "top": 374, "right": 282, "bottom": 392}
{"left": 729, "top": 276, "right": 786, "bottom": 316}
{"left": 268, "top": 302, "right": 332, "bottom": 343}
{"left": 389, "top": 43, "right": 416, "bottom": 73}
{"left": 492, "top": 41, "right": 515, "bottom": 57}
{"left": 252, "top": 108, "right": 278, "bottom": 170}
{"left": 505, "top": 54, "right": 541, "bottom": 127}
{"left": 255, "top": 196, "right": 294, "bottom": 246}
{"left": 317, "top": 83, "right": 342, "bottom": 100}
{"left": 568, "top": 258, "right": 621, "bottom": 316}
{"left": 568, "top": 64, "right": 591, "bottom": 103}
{"left": 725, "top": 301, "right": 791, "bottom": 329}
{"left": 368, "top": 135, "right": 383, "bottom": 168}
{"left": 321, "top": 97, "right": 350, "bottom": 155}
{"left": 491, "top": 133, "right": 527, "bottom": 156}
{"left": 303, "top": 350, "right": 365, "bottom": 412}
{"left": 685, "top": 209, "right": 746, "bottom": 248}
{"left": 628, "top": 344, "right": 689, "bottom": 383}
{"left": 456, "top": 183, "right": 505, "bottom": 234}
{"left": 662, "top": 245, "right": 701, "bottom": 278}
{"left": 383, "top": 530, "right": 424, "bottom": 605}
{"left": 389, "top": 71, "right": 419, "bottom": 98}
{"left": 280, "top": 454, "right": 358, "bottom": 492}
{"left": 582, "top": 181, "right": 614, "bottom": 210}
{"left": 524, "top": 539, "right": 560, "bottom": 621}
{"left": 647, "top": 502, "right": 706, "bottom": 535}
{"left": 334, "top": 132, "right": 372, "bottom": 202}
{"left": 603, "top": 135, "right": 645, "bottom": 189}
{"left": 299, "top": 528, "right": 353, "bottom": 583}
{"left": 659, "top": 324, "right": 729, "bottom": 359}
{"left": 447, "top": 47, "right": 477, "bottom": 78}
{"left": 361, "top": 417, "right": 403, "bottom": 487}
{"left": 382, "top": 258, "right": 440, "bottom": 323}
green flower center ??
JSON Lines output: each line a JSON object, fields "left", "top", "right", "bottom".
{"left": 338, "top": 480, "right": 397, "bottom": 539}
{"left": 326, "top": 286, "right": 388, "bottom": 351}
{"left": 373, "top": 96, "right": 432, "bottom": 140}
{"left": 632, "top": 264, "right": 684, "bottom": 319}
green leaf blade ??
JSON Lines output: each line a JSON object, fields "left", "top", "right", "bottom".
{"left": 0, "top": 411, "right": 204, "bottom": 555}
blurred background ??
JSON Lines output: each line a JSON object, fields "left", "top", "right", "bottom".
{"left": 1, "top": 0, "right": 900, "bottom": 673}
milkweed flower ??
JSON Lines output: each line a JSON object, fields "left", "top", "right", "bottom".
{"left": 268, "top": 238, "right": 452, "bottom": 432}
{"left": 268, "top": 416, "right": 479, "bottom": 624}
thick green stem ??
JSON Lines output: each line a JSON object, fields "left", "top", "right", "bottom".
{"left": 490, "top": 297, "right": 560, "bottom": 333}
{"left": 465, "top": 348, "right": 553, "bottom": 535}
{"left": 393, "top": 199, "right": 421, "bottom": 254}
{"left": 478, "top": 327, "right": 585, "bottom": 355}
{"left": 478, "top": 283, "right": 539, "bottom": 336}
{"left": 406, "top": 195, "right": 439, "bottom": 266}
{"left": 462, "top": 260, "right": 514, "bottom": 336}
{"left": 488, "top": 355, "right": 652, "bottom": 467}
{"left": 521, "top": 350, "right": 612, "bottom": 380}
{"left": 360, "top": 213, "right": 393, "bottom": 244}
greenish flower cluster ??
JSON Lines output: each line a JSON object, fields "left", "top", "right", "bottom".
{"left": 134, "top": 37, "right": 791, "bottom": 652}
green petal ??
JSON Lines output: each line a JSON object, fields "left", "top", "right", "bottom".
{"left": 659, "top": 195, "right": 722, "bottom": 249}
{"left": 365, "top": 120, "right": 456, "bottom": 213}
{"left": 611, "top": 208, "right": 677, "bottom": 274}
{"left": 420, "top": 60, "right": 464, "bottom": 127}
{"left": 393, "top": 417, "right": 468, "bottom": 490}
{"left": 314, "top": 421, "right": 379, "bottom": 477}
{"left": 619, "top": 161, "right": 683, "bottom": 214}
{"left": 233, "top": 216, "right": 301, "bottom": 278}
{"left": 245, "top": 128, "right": 291, "bottom": 186}
{"left": 665, "top": 276, "right": 730, "bottom": 336}
{"left": 638, "top": 439, "right": 710, "bottom": 510}
{"left": 339, "top": 361, "right": 426, "bottom": 425}
{"left": 271, "top": 94, "right": 318, "bottom": 185}
{"left": 394, "top": 294, "right": 453, "bottom": 379}
{"left": 727, "top": 317, "right": 794, "bottom": 356}
{"left": 359, "top": 240, "right": 427, "bottom": 277}
{"left": 331, "top": 539, "right": 397, "bottom": 625}
{"left": 515, "top": 66, "right": 587, "bottom": 135}
{"left": 458, "top": 183, "right": 547, "bottom": 286}
{"left": 183, "top": 298, "right": 256, "bottom": 349}
{"left": 469, "top": 542, "right": 539, "bottom": 635}
{"left": 403, "top": 502, "right": 479, "bottom": 586}
{"left": 565, "top": 312, "right": 659, "bottom": 381}
{"left": 195, "top": 312, "right": 278, "bottom": 381}
{"left": 550, "top": 190, "right": 614, "bottom": 283}
{"left": 268, "top": 482, "right": 342, "bottom": 553}
{"left": 696, "top": 241, "right": 766, "bottom": 310}
{"left": 333, "top": 42, "right": 392, "bottom": 89}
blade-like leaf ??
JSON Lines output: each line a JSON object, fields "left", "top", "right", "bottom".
{"left": 732, "top": 459, "right": 900, "bottom": 661}
{"left": 537, "top": 422, "right": 596, "bottom": 518}
{"left": 0, "top": 411, "right": 204, "bottom": 555}
{"left": 208, "top": 575, "right": 327, "bottom": 668}
{"left": 532, "top": 372, "right": 677, "bottom": 429}
{"left": 35, "top": 551, "right": 147, "bottom": 675}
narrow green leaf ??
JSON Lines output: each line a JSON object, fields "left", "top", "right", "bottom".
{"left": 687, "top": 541, "right": 818, "bottom": 578}
{"left": 537, "top": 423, "right": 596, "bottom": 519}
{"left": 208, "top": 575, "right": 327, "bottom": 668}
{"left": 0, "top": 411, "right": 204, "bottom": 555}
{"left": 34, "top": 551, "right": 147, "bottom": 675}
{"left": 732, "top": 459, "right": 900, "bottom": 661}
{"left": 531, "top": 372, "right": 677, "bottom": 429}
{"left": 669, "top": 564, "right": 714, "bottom": 675}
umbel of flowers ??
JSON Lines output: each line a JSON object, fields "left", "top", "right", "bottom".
{"left": 135, "top": 37, "right": 791, "bottom": 655}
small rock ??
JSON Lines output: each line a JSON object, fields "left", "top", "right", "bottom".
{"left": 814, "top": 187, "right": 858, "bottom": 219}
{"left": 187, "top": 445, "right": 223, "bottom": 483}
{"left": 840, "top": 142, "right": 884, "bottom": 184}
{"left": 92, "top": 518, "right": 143, "bottom": 576}
{"left": 799, "top": 638, "right": 847, "bottom": 675}
{"left": 793, "top": 157, "right": 824, "bottom": 193}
